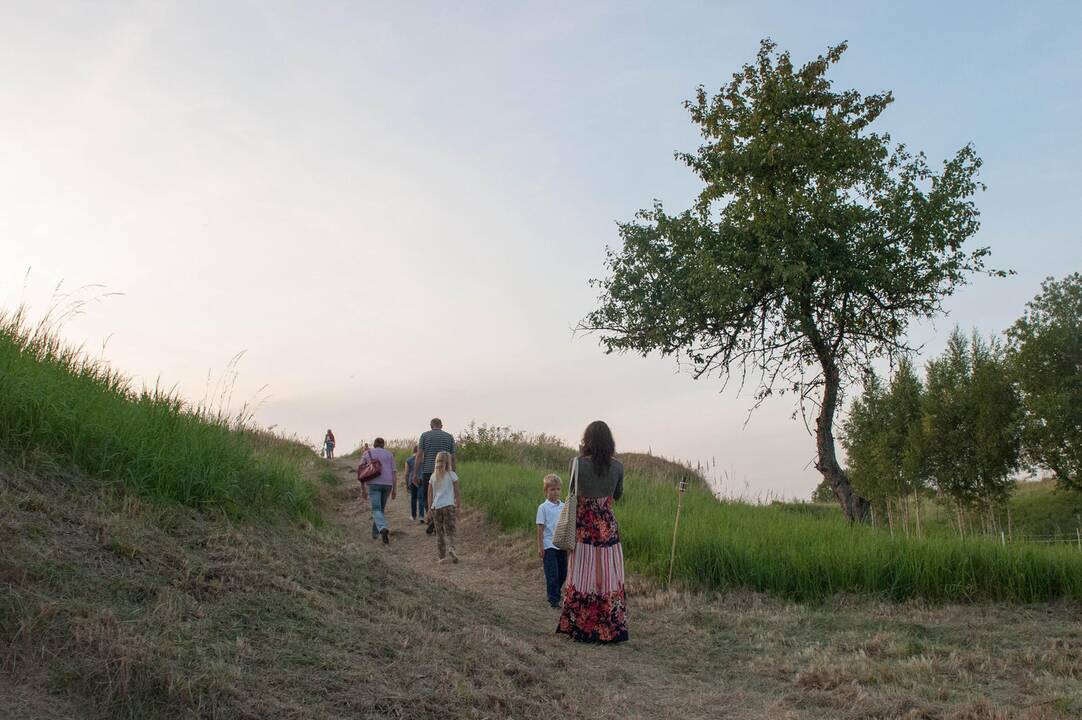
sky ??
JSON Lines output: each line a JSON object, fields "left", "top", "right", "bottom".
{"left": 2, "top": 1, "right": 1079, "bottom": 500}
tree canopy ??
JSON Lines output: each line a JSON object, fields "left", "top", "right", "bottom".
{"left": 1008, "top": 273, "right": 1082, "bottom": 491}
{"left": 921, "top": 329, "right": 1020, "bottom": 510}
{"left": 581, "top": 40, "right": 999, "bottom": 520}
{"left": 841, "top": 360, "right": 924, "bottom": 513}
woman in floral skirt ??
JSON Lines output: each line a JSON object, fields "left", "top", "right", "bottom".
{"left": 556, "top": 420, "right": 628, "bottom": 644}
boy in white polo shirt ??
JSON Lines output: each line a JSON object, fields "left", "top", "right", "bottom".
{"left": 535, "top": 474, "right": 567, "bottom": 608}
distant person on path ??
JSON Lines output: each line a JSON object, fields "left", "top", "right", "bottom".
{"left": 426, "top": 450, "right": 460, "bottom": 563}
{"left": 415, "top": 418, "right": 456, "bottom": 535}
{"left": 536, "top": 474, "right": 567, "bottom": 608}
{"left": 405, "top": 445, "right": 424, "bottom": 524}
{"left": 323, "top": 429, "right": 336, "bottom": 459}
{"left": 556, "top": 420, "right": 628, "bottom": 644}
{"left": 360, "top": 437, "right": 397, "bottom": 544}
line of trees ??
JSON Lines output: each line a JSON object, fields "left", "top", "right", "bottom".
{"left": 814, "top": 273, "right": 1082, "bottom": 534}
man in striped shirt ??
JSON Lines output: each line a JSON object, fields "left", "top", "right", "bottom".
{"left": 415, "top": 418, "right": 456, "bottom": 535}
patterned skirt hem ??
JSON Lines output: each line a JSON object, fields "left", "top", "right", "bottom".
{"left": 554, "top": 625, "right": 629, "bottom": 644}
{"left": 556, "top": 586, "right": 629, "bottom": 645}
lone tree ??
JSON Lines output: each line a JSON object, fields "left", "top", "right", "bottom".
{"left": 580, "top": 40, "right": 1000, "bottom": 521}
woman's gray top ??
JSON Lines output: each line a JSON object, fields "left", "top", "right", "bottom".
{"left": 569, "top": 455, "right": 624, "bottom": 500}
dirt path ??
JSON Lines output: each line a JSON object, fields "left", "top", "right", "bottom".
{"left": 329, "top": 459, "right": 774, "bottom": 719}
{"left": 327, "top": 459, "right": 1082, "bottom": 720}
{"left": 331, "top": 462, "right": 554, "bottom": 623}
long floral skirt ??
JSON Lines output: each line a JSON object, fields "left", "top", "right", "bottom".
{"left": 556, "top": 496, "right": 628, "bottom": 644}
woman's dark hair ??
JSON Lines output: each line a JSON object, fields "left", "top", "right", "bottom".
{"left": 374, "top": 437, "right": 385, "bottom": 448}
{"left": 580, "top": 421, "right": 615, "bottom": 477}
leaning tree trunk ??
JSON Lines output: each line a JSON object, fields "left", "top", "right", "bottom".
{"left": 814, "top": 352, "right": 871, "bottom": 523}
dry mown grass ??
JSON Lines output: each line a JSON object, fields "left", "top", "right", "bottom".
{"left": 0, "top": 463, "right": 577, "bottom": 719}
{"left": 3, "top": 458, "right": 1082, "bottom": 719}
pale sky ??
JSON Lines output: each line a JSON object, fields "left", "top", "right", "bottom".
{"left": 2, "top": 1, "right": 1079, "bottom": 500}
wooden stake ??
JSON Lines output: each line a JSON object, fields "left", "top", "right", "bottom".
{"left": 913, "top": 492, "right": 923, "bottom": 539}
{"left": 668, "top": 477, "right": 688, "bottom": 586}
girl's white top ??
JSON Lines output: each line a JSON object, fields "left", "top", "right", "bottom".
{"left": 430, "top": 470, "right": 458, "bottom": 510}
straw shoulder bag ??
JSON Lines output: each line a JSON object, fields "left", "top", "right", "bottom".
{"left": 552, "top": 457, "right": 579, "bottom": 551}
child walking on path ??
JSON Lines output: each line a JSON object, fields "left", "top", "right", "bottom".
{"left": 536, "top": 474, "right": 567, "bottom": 608}
{"left": 426, "top": 451, "right": 460, "bottom": 563}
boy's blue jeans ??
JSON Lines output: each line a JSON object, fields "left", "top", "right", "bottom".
{"left": 543, "top": 548, "right": 568, "bottom": 606}
{"left": 368, "top": 484, "right": 391, "bottom": 537}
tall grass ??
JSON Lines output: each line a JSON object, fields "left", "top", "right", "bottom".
{"left": 456, "top": 422, "right": 576, "bottom": 468}
{"left": 0, "top": 305, "right": 317, "bottom": 521}
{"left": 460, "top": 461, "right": 1082, "bottom": 603}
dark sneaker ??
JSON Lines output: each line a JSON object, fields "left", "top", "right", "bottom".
{"left": 425, "top": 523, "right": 435, "bottom": 535}
{"left": 380, "top": 528, "right": 389, "bottom": 545}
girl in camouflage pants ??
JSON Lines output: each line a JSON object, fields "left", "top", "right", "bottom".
{"left": 426, "top": 451, "right": 460, "bottom": 563}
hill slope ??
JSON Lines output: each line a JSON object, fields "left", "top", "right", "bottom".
{"left": 7, "top": 455, "right": 1082, "bottom": 719}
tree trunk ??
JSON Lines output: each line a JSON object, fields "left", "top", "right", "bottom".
{"left": 814, "top": 352, "right": 871, "bottom": 523}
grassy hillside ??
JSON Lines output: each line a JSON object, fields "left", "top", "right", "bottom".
{"left": 460, "top": 460, "right": 1082, "bottom": 603}
{"left": 0, "top": 314, "right": 598, "bottom": 717}
{"left": 916, "top": 479, "right": 1082, "bottom": 541}
{"left": 0, "top": 464, "right": 590, "bottom": 719}
{"left": 10, "top": 463, "right": 1082, "bottom": 719}
{"left": 0, "top": 308, "right": 316, "bottom": 521}
{"left": 1008, "top": 479, "right": 1082, "bottom": 538}
{"left": 794, "top": 480, "right": 1082, "bottom": 541}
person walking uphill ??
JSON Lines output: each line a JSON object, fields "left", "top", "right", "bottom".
{"left": 323, "top": 429, "right": 336, "bottom": 459}
{"left": 405, "top": 446, "right": 424, "bottom": 524}
{"left": 415, "top": 418, "right": 456, "bottom": 535}
{"left": 556, "top": 420, "right": 628, "bottom": 644}
{"left": 426, "top": 451, "right": 460, "bottom": 563}
{"left": 360, "top": 438, "right": 397, "bottom": 544}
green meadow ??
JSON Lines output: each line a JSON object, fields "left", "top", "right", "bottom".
{"left": 460, "top": 461, "right": 1082, "bottom": 603}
